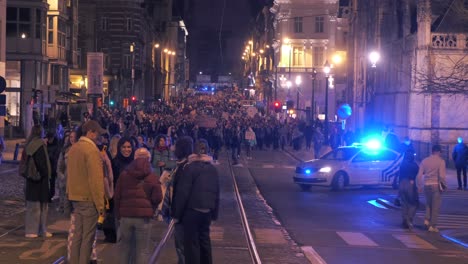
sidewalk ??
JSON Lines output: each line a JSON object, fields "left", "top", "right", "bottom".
{"left": 0, "top": 138, "right": 25, "bottom": 164}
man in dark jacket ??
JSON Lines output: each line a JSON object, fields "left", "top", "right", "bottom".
{"left": 452, "top": 137, "right": 468, "bottom": 190}
{"left": 399, "top": 150, "right": 419, "bottom": 229}
{"left": 172, "top": 138, "right": 220, "bottom": 264}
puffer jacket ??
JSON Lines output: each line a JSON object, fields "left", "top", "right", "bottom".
{"left": 114, "top": 158, "right": 162, "bottom": 219}
{"left": 171, "top": 154, "right": 220, "bottom": 221}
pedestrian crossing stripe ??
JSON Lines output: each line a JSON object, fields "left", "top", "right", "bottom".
{"left": 393, "top": 234, "right": 437, "bottom": 249}
{"left": 262, "top": 164, "right": 275, "bottom": 168}
{"left": 336, "top": 232, "right": 378, "bottom": 247}
{"left": 415, "top": 212, "right": 468, "bottom": 229}
{"left": 210, "top": 226, "right": 224, "bottom": 241}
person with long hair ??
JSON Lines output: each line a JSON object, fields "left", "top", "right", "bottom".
{"left": 24, "top": 125, "right": 52, "bottom": 238}
{"left": 105, "top": 137, "right": 135, "bottom": 243}
{"left": 56, "top": 130, "right": 77, "bottom": 214}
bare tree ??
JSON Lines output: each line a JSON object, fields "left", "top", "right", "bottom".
{"left": 414, "top": 54, "right": 468, "bottom": 95}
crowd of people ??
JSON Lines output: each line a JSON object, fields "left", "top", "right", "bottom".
{"left": 17, "top": 90, "right": 468, "bottom": 263}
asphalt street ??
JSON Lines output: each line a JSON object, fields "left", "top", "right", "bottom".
{"left": 244, "top": 148, "right": 468, "bottom": 264}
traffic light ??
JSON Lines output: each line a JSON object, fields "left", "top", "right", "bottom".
{"left": 110, "top": 100, "right": 115, "bottom": 106}
{"left": 131, "top": 96, "right": 136, "bottom": 102}
{"left": 286, "top": 100, "right": 294, "bottom": 110}
{"left": 274, "top": 101, "right": 281, "bottom": 113}
{"left": 123, "top": 98, "right": 129, "bottom": 108}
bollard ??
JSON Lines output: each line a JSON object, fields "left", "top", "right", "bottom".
{"left": 13, "top": 143, "right": 20, "bottom": 161}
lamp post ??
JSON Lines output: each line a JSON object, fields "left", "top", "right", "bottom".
{"left": 367, "top": 51, "right": 380, "bottom": 127}
{"left": 295, "top": 75, "right": 301, "bottom": 111}
{"left": 311, "top": 68, "right": 317, "bottom": 119}
{"left": 286, "top": 80, "right": 292, "bottom": 99}
{"left": 130, "top": 42, "right": 135, "bottom": 100}
{"left": 323, "top": 61, "right": 331, "bottom": 144}
{"left": 284, "top": 38, "right": 291, "bottom": 80}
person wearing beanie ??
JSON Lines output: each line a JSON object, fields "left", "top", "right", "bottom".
{"left": 114, "top": 147, "right": 162, "bottom": 264}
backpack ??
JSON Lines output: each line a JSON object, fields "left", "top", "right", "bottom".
{"left": 19, "top": 148, "right": 42, "bottom": 182}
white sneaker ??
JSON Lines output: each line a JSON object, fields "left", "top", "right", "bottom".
{"left": 424, "top": 220, "right": 430, "bottom": 228}
{"left": 25, "top": 234, "right": 38, "bottom": 238}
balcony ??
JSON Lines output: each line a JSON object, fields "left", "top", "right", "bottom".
{"left": 431, "top": 33, "right": 468, "bottom": 49}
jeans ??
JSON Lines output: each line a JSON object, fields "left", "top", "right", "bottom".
{"left": 68, "top": 201, "right": 98, "bottom": 264}
{"left": 456, "top": 166, "right": 467, "bottom": 188}
{"left": 174, "top": 223, "right": 185, "bottom": 264}
{"left": 25, "top": 201, "right": 48, "bottom": 235}
{"left": 399, "top": 180, "right": 418, "bottom": 225}
{"left": 118, "top": 217, "right": 152, "bottom": 264}
{"left": 424, "top": 185, "right": 441, "bottom": 227}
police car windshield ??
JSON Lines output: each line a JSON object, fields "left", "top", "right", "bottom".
{"left": 321, "top": 148, "right": 360, "bottom": 161}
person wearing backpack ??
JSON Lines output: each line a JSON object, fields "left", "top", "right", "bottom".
{"left": 23, "top": 125, "right": 52, "bottom": 238}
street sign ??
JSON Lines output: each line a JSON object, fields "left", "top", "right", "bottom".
{"left": 87, "top": 52, "right": 104, "bottom": 94}
{"left": 0, "top": 76, "right": 6, "bottom": 93}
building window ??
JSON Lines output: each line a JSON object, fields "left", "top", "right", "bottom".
{"left": 293, "top": 17, "right": 303, "bottom": 33}
{"left": 48, "top": 16, "right": 54, "bottom": 44}
{"left": 58, "top": 19, "right": 67, "bottom": 59}
{"left": 123, "top": 54, "right": 131, "bottom": 69}
{"left": 126, "top": 18, "right": 132, "bottom": 31}
{"left": 315, "top": 16, "right": 324, "bottom": 33}
{"left": 293, "top": 47, "right": 304, "bottom": 66}
{"left": 35, "top": 9, "right": 42, "bottom": 39}
{"left": 313, "top": 47, "right": 324, "bottom": 66}
{"left": 6, "top": 7, "right": 32, "bottom": 38}
{"left": 101, "top": 17, "right": 108, "bottom": 31}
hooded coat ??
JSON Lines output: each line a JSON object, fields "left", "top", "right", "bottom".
{"left": 114, "top": 158, "right": 162, "bottom": 219}
{"left": 25, "top": 137, "right": 51, "bottom": 202}
{"left": 171, "top": 154, "right": 220, "bottom": 221}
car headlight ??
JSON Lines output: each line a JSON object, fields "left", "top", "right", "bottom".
{"left": 319, "top": 167, "right": 331, "bottom": 173}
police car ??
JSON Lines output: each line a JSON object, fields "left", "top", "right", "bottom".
{"left": 293, "top": 141, "right": 401, "bottom": 191}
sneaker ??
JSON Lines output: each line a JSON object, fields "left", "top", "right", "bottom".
{"left": 424, "top": 219, "right": 430, "bottom": 228}
{"left": 428, "top": 226, "right": 439, "bottom": 232}
{"left": 43, "top": 232, "right": 53, "bottom": 238}
{"left": 25, "top": 234, "right": 38, "bottom": 238}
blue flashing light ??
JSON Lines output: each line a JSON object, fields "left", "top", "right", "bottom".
{"left": 442, "top": 234, "right": 468, "bottom": 248}
{"left": 211, "top": 87, "right": 215, "bottom": 91}
{"left": 305, "top": 169, "right": 311, "bottom": 174}
{"left": 365, "top": 139, "right": 382, "bottom": 150}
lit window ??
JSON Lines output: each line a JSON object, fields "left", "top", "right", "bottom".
{"left": 315, "top": 16, "right": 324, "bottom": 33}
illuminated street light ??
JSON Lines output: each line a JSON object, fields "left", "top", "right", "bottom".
{"left": 154, "top": 43, "right": 160, "bottom": 48}
{"left": 332, "top": 53, "right": 343, "bottom": 65}
{"left": 295, "top": 75, "right": 302, "bottom": 86}
{"left": 286, "top": 80, "right": 291, "bottom": 89}
{"left": 251, "top": 53, "right": 256, "bottom": 57}
{"left": 259, "top": 49, "right": 264, "bottom": 54}
{"left": 283, "top": 38, "right": 290, "bottom": 44}
{"left": 369, "top": 51, "right": 380, "bottom": 68}
{"left": 21, "top": 33, "right": 27, "bottom": 39}
{"left": 199, "top": 71, "right": 203, "bottom": 75}
{"left": 266, "top": 45, "right": 270, "bottom": 48}
{"left": 242, "top": 56, "right": 245, "bottom": 60}
{"left": 248, "top": 40, "right": 253, "bottom": 45}
{"left": 164, "top": 48, "right": 168, "bottom": 53}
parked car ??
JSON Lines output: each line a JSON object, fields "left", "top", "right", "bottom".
{"left": 293, "top": 143, "right": 401, "bottom": 191}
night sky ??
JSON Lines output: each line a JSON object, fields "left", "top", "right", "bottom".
{"left": 176, "top": 0, "right": 270, "bottom": 80}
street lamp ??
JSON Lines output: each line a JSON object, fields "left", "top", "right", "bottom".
{"left": 130, "top": 42, "right": 135, "bottom": 100}
{"left": 295, "top": 75, "right": 302, "bottom": 110}
{"left": 311, "top": 68, "right": 317, "bottom": 119}
{"left": 369, "top": 51, "right": 380, "bottom": 68}
{"left": 323, "top": 61, "right": 331, "bottom": 144}
{"left": 286, "top": 80, "right": 292, "bottom": 98}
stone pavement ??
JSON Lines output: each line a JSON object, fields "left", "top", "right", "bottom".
{"left": 0, "top": 150, "right": 310, "bottom": 264}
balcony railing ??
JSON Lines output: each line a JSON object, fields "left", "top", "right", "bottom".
{"left": 431, "top": 33, "right": 468, "bottom": 49}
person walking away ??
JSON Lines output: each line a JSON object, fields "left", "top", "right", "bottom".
{"left": 245, "top": 127, "right": 256, "bottom": 160}
{"left": 416, "top": 145, "right": 447, "bottom": 232}
{"left": 23, "top": 125, "right": 52, "bottom": 238}
{"left": 67, "top": 120, "right": 106, "bottom": 264}
{"left": 169, "top": 136, "right": 193, "bottom": 263}
{"left": 452, "top": 137, "right": 468, "bottom": 190}
{"left": 399, "top": 150, "right": 419, "bottom": 229}
{"left": 46, "top": 131, "right": 61, "bottom": 202}
{"left": 114, "top": 148, "right": 162, "bottom": 264}
{"left": 172, "top": 139, "right": 220, "bottom": 264}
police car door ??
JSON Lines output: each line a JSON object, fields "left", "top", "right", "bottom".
{"left": 349, "top": 150, "right": 382, "bottom": 185}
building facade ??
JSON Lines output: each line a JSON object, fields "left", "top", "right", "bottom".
{"left": 5, "top": 0, "right": 79, "bottom": 136}
{"left": 250, "top": 0, "right": 348, "bottom": 119}
{"left": 347, "top": 0, "right": 468, "bottom": 148}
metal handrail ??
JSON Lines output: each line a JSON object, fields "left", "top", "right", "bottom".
{"left": 147, "top": 219, "right": 175, "bottom": 264}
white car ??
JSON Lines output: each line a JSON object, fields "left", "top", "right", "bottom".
{"left": 293, "top": 144, "right": 401, "bottom": 191}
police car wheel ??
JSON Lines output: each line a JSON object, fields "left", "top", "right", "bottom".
{"left": 299, "top": 184, "right": 312, "bottom": 191}
{"left": 332, "top": 172, "right": 346, "bottom": 191}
